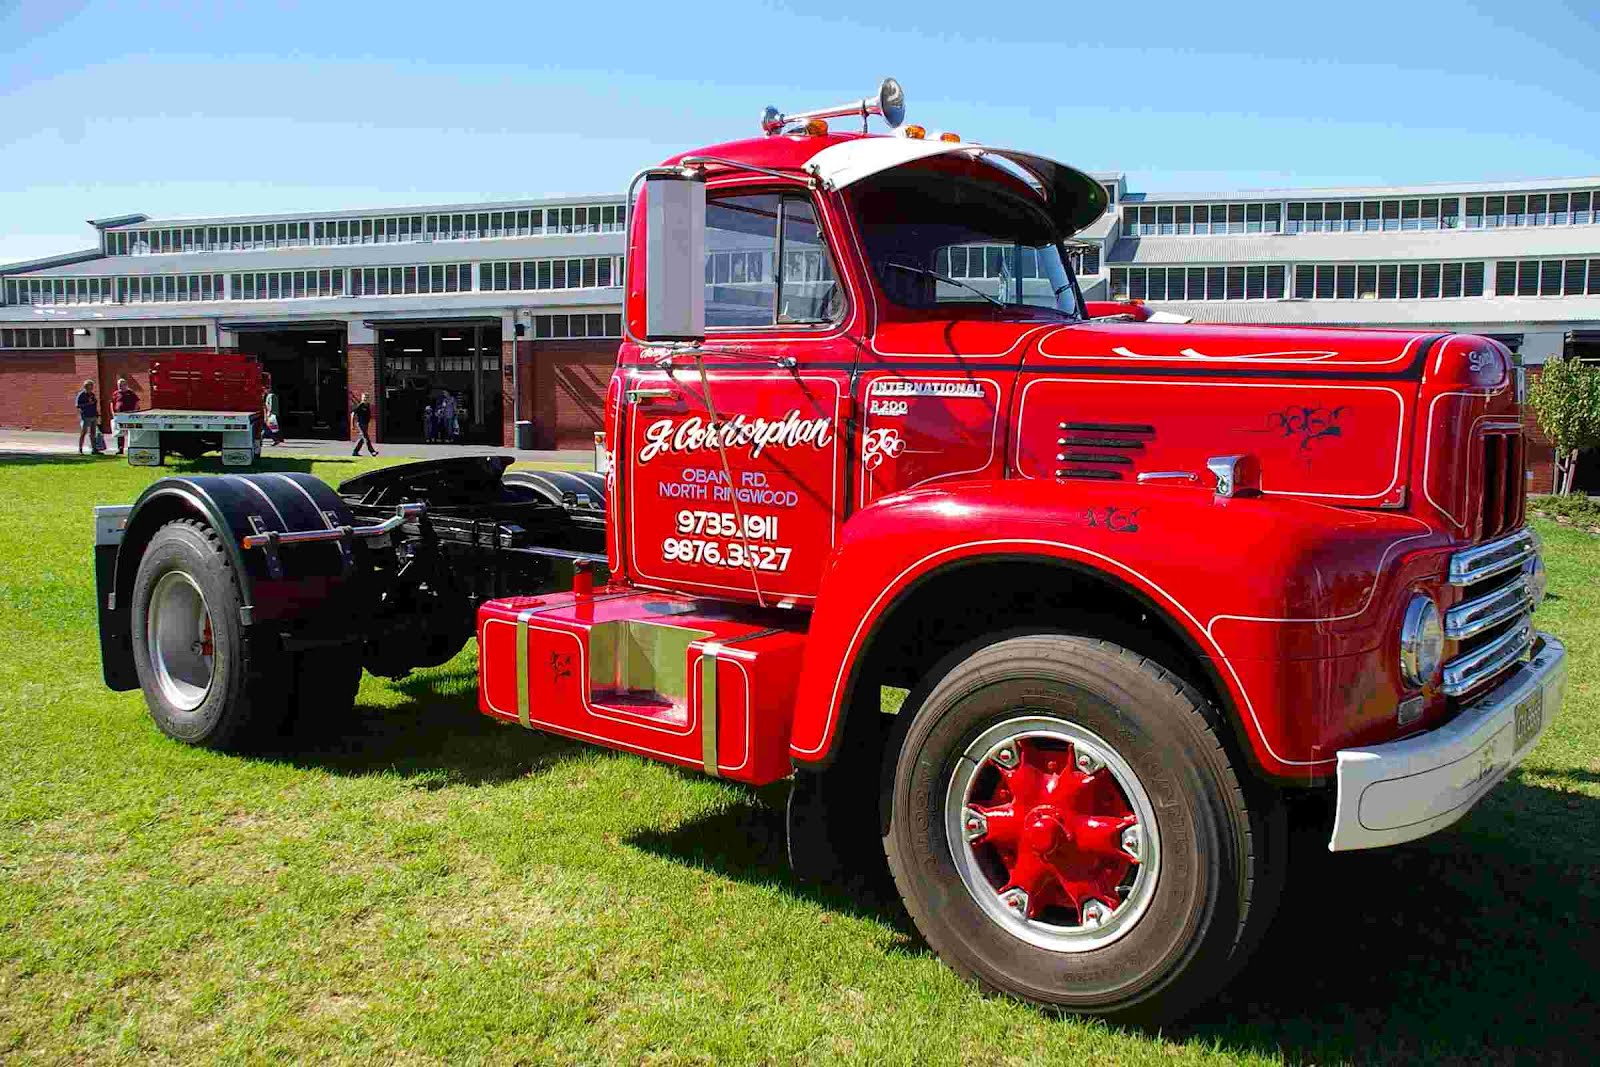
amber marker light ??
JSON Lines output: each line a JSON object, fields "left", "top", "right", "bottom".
{"left": 940, "top": 132, "right": 961, "bottom": 142}
{"left": 804, "top": 118, "right": 829, "bottom": 136}
{"left": 904, "top": 124, "right": 926, "bottom": 139}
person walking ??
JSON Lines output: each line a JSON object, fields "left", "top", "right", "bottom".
{"left": 263, "top": 382, "right": 284, "bottom": 446}
{"left": 111, "top": 377, "right": 139, "bottom": 455}
{"left": 75, "top": 380, "right": 104, "bottom": 455}
{"left": 351, "top": 392, "right": 378, "bottom": 456}
{"left": 422, "top": 401, "right": 435, "bottom": 443}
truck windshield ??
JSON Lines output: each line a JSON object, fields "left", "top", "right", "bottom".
{"left": 850, "top": 166, "right": 1080, "bottom": 316}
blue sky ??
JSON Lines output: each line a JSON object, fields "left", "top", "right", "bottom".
{"left": 2, "top": 0, "right": 1598, "bottom": 264}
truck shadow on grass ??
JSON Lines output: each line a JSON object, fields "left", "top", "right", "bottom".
{"left": 0, "top": 452, "right": 128, "bottom": 465}
{"left": 0, "top": 453, "right": 361, "bottom": 475}
{"left": 257, "top": 668, "right": 1600, "bottom": 1059}
{"left": 162, "top": 455, "right": 362, "bottom": 475}
{"left": 1165, "top": 774, "right": 1600, "bottom": 1061}
{"left": 258, "top": 664, "right": 584, "bottom": 787}
{"left": 627, "top": 787, "right": 919, "bottom": 935}
{"left": 633, "top": 774, "right": 1600, "bottom": 1061}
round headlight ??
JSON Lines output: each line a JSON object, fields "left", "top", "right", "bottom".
{"left": 1400, "top": 595, "right": 1444, "bottom": 687}
{"left": 1524, "top": 534, "right": 1547, "bottom": 611}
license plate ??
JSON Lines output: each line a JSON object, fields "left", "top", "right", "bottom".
{"left": 1513, "top": 689, "right": 1544, "bottom": 751}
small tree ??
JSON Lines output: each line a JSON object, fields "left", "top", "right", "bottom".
{"left": 1527, "top": 356, "right": 1600, "bottom": 494}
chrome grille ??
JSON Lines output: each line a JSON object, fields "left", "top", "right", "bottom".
{"left": 1448, "top": 529, "right": 1534, "bottom": 587}
{"left": 1440, "top": 528, "right": 1537, "bottom": 697}
{"left": 1444, "top": 575, "right": 1530, "bottom": 640}
{"left": 1442, "top": 620, "right": 1533, "bottom": 697}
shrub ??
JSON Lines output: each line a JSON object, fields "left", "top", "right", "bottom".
{"left": 1527, "top": 357, "right": 1600, "bottom": 495}
{"left": 1530, "top": 492, "right": 1600, "bottom": 527}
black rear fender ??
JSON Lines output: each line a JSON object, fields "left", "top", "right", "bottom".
{"left": 98, "top": 472, "right": 359, "bottom": 690}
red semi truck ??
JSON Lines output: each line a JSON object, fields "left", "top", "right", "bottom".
{"left": 113, "top": 352, "right": 268, "bottom": 466}
{"left": 93, "top": 82, "right": 1565, "bottom": 1022}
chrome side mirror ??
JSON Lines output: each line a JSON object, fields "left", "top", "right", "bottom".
{"left": 643, "top": 171, "right": 706, "bottom": 342}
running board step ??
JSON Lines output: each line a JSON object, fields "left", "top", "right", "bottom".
{"left": 477, "top": 589, "right": 806, "bottom": 784}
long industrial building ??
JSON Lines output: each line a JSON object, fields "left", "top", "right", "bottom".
{"left": 2, "top": 169, "right": 1597, "bottom": 482}
{"left": 0, "top": 198, "right": 627, "bottom": 449}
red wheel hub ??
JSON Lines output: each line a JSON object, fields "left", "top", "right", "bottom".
{"left": 966, "top": 737, "right": 1140, "bottom": 922}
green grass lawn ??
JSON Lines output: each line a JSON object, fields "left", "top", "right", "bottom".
{"left": 1, "top": 452, "right": 1596, "bottom": 1064}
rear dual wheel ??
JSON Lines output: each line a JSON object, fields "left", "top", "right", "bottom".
{"left": 884, "top": 633, "right": 1283, "bottom": 1024}
{"left": 130, "top": 519, "right": 361, "bottom": 750}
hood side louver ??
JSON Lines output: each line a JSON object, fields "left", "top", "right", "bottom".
{"left": 1054, "top": 422, "right": 1155, "bottom": 481}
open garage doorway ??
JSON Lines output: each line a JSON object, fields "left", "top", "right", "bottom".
{"left": 236, "top": 327, "right": 348, "bottom": 439}
{"left": 377, "top": 321, "right": 503, "bottom": 444}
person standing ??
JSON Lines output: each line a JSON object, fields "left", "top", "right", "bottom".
{"left": 351, "top": 392, "right": 378, "bottom": 456}
{"left": 422, "top": 401, "right": 435, "bottom": 444}
{"left": 111, "top": 377, "right": 139, "bottom": 455}
{"left": 438, "top": 390, "right": 458, "bottom": 443}
{"left": 263, "top": 383, "right": 284, "bottom": 446}
{"left": 75, "top": 380, "right": 104, "bottom": 455}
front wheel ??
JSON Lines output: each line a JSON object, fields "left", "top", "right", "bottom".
{"left": 884, "top": 633, "right": 1282, "bottom": 1024}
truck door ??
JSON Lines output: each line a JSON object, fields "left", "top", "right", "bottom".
{"left": 843, "top": 166, "right": 1059, "bottom": 507}
{"left": 619, "top": 188, "right": 855, "bottom": 608}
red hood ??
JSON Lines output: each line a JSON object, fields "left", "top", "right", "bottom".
{"left": 871, "top": 318, "right": 1437, "bottom": 373}
{"left": 868, "top": 317, "right": 1511, "bottom": 517}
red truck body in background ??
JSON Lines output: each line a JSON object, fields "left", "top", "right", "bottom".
{"left": 116, "top": 352, "right": 267, "bottom": 465}
{"left": 149, "top": 352, "right": 269, "bottom": 413}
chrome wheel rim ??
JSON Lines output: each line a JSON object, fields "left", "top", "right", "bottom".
{"left": 146, "top": 571, "right": 215, "bottom": 711}
{"left": 945, "top": 715, "right": 1161, "bottom": 953}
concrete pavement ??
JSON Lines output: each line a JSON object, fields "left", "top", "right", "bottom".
{"left": 0, "top": 428, "right": 593, "bottom": 467}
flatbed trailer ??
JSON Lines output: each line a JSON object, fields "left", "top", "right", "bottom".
{"left": 113, "top": 409, "right": 262, "bottom": 467}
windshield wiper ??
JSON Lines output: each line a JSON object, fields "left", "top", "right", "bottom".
{"left": 885, "top": 262, "right": 1005, "bottom": 308}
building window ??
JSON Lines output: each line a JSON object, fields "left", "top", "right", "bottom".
{"left": 1574, "top": 192, "right": 1592, "bottom": 225}
{"left": 1496, "top": 259, "right": 1600, "bottom": 297}
{"left": 532, "top": 312, "right": 623, "bottom": 339}
{"left": 1564, "top": 260, "right": 1587, "bottom": 295}
{"left": 348, "top": 263, "right": 470, "bottom": 297}
{"left": 0, "top": 326, "right": 73, "bottom": 349}
{"left": 14, "top": 273, "right": 226, "bottom": 306}
{"left": 1332, "top": 265, "right": 1354, "bottom": 299}
{"left": 1122, "top": 260, "right": 1486, "bottom": 302}
{"left": 481, "top": 256, "right": 623, "bottom": 292}
{"left": 1243, "top": 265, "right": 1263, "bottom": 299}
{"left": 104, "top": 324, "right": 206, "bottom": 348}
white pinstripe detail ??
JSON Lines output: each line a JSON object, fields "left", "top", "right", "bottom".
{"left": 801, "top": 536, "right": 1348, "bottom": 768}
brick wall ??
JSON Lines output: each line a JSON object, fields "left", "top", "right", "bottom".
{"left": 523, "top": 340, "right": 613, "bottom": 450}
{"left": 500, "top": 338, "right": 523, "bottom": 447}
{"left": 98, "top": 350, "right": 173, "bottom": 415}
{"left": 0, "top": 349, "right": 83, "bottom": 431}
{"left": 346, "top": 343, "right": 377, "bottom": 443}
{"left": 1524, "top": 365, "right": 1560, "bottom": 493}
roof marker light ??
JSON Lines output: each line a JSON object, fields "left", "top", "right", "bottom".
{"left": 904, "top": 124, "right": 926, "bottom": 140}
{"left": 804, "top": 118, "right": 829, "bottom": 136}
{"left": 940, "top": 132, "right": 961, "bottom": 143}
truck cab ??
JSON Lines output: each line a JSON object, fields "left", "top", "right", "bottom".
{"left": 94, "top": 80, "right": 1566, "bottom": 1024}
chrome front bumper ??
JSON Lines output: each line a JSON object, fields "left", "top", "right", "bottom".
{"left": 1329, "top": 632, "right": 1567, "bottom": 851}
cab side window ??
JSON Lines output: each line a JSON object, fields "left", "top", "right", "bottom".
{"left": 704, "top": 193, "right": 842, "bottom": 329}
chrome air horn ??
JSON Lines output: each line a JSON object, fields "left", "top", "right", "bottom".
{"left": 761, "top": 77, "right": 905, "bottom": 135}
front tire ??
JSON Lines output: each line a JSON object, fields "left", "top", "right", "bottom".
{"left": 884, "top": 633, "right": 1282, "bottom": 1024}
{"left": 129, "top": 520, "right": 289, "bottom": 749}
